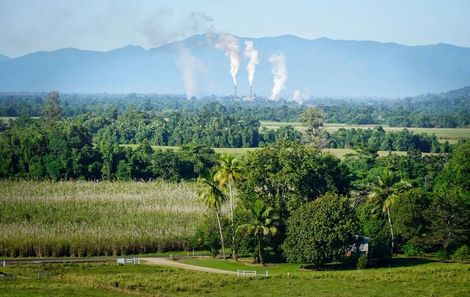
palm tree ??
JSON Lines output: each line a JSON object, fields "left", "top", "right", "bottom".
{"left": 197, "top": 171, "right": 228, "bottom": 259}
{"left": 237, "top": 200, "right": 278, "bottom": 264}
{"left": 214, "top": 154, "right": 242, "bottom": 222}
{"left": 214, "top": 154, "right": 242, "bottom": 259}
{"left": 368, "top": 169, "right": 410, "bottom": 254}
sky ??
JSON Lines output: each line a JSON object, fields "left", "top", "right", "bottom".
{"left": 1, "top": 0, "right": 470, "bottom": 57}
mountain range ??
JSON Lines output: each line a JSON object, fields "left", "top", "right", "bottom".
{"left": 1, "top": 34, "right": 470, "bottom": 98}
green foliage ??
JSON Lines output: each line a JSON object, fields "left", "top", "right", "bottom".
{"left": 236, "top": 200, "right": 279, "bottom": 263}
{"left": 300, "top": 108, "right": 326, "bottom": 146}
{"left": 426, "top": 189, "right": 470, "bottom": 253}
{"left": 328, "top": 127, "right": 448, "bottom": 153}
{"left": 402, "top": 243, "right": 425, "bottom": 257}
{"left": 282, "top": 192, "right": 359, "bottom": 266}
{"left": 259, "top": 125, "right": 302, "bottom": 146}
{"left": 93, "top": 104, "right": 262, "bottom": 148}
{"left": 356, "top": 203, "right": 391, "bottom": 258}
{"left": 239, "top": 143, "right": 350, "bottom": 219}
{"left": 43, "top": 91, "right": 62, "bottom": 120}
{"left": 435, "top": 141, "right": 470, "bottom": 193}
{"left": 451, "top": 245, "right": 469, "bottom": 261}
{"left": 391, "top": 189, "right": 432, "bottom": 245}
{"left": 357, "top": 255, "right": 369, "bottom": 269}
{"left": 0, "top": 119, "right": 218, "bottom": 180}
{"left": 192, "top": 215, "right": 229, "bottom": 257}
{"left": 197, "top": 171, "right": 228, "bottom": 259}
{"left": 368, "top": 168, "right": 411, "bottom": 254}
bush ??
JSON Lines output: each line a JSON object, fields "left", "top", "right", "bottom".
{"left": 191, "top": 215, "right": 230, "bottom": 257}
{"left": 435, "top": 250, "right": 449, "bottom": 260}
{"left": 357, "top": 255, "right": 368, "bottom": 269}
{"left": 403, "top": 243, "right": 424, "bottom": 257}
{"left": 452, "top": 245, "right": 469, "bottom": 261}
{"left": 282, "top": 192, "right": 359, "bottom": 267}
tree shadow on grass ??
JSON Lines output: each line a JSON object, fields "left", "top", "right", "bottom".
{"left": 368, "top": 257, "right": 436, "bottom": 268}
{"left": 301, "top": 257, "right": 436, "bottom": 271}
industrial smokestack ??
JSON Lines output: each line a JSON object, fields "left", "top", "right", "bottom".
{"left": 234, "top": 84, "right": 237, "bottom": 99}
{"left": 244, "top": 40, "right": 259, "bottom": 100}
{"left": 215, "top": 34, "right": 240, "bottom": 97}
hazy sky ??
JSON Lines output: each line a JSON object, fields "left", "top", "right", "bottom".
{"left": 1, "top": 0, "right": 470, "bottom": 57}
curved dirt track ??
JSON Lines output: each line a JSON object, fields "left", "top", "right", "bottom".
{"left": 141, "top": 257, "right": 236, "bottom": 275}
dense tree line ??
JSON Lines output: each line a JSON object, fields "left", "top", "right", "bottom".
{"left": 1, "top": 86, "right": 469, "bottom": 127}
{"left": 0, "top": 117, "right": 219, "bottom": 181}
{"left": 90, "top": 104, "right": 262, "bottom": 148}
{"left": 0, "top": 96, "right": 220, "bottom": 181}
{"left": 327, "top": 126, "right": 451, "bottom": 153}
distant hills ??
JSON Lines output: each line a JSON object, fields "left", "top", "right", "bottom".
{"left": 0, "top": 54, "right": 10, "bottom": 64}
{"left": 1, "top": 34, "right": 470, "bottom": 98}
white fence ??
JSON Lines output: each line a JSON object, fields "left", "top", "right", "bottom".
{"left": 236, "top": 270, "right": 269, "bottom": 277}
{"left": 117, "top": 258, "right": 140, "bottom": 265}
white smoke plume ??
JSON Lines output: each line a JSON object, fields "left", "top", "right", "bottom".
{"left": 215, "top": 34, "right": 240, "bottom": 86}
{"left": 175, "top": 42, "right": 199, "bottom": 99}
{"left": 269, "top": 52, "right": 287, "bottom": 100}
{"left": 291, "top": 90, "right": 307, "bottom": 105}
{"left": 244, "top": 40, "right": 259, "bottom": 87}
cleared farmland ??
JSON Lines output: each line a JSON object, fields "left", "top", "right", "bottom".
{"left": 0, "top": 181, "right": 204, "bottom": 257}
{"left": 260, "top": 121, "right": 470, "bottom": 142}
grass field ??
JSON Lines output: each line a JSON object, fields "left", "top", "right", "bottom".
{"left": 260, "top": 121, "right": 470, "bottom": 142}
{"left": 0, "top": 181, "right": 205, "bottom": 257}
{"left": 0, "top": 260, "right": 468, "bottom": 296}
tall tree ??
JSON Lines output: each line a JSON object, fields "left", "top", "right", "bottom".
{"left": 237, "top": 200, "right": 278, "bottom": 264}
{"left": 427, "top": 189, "right": 470, "bottom": 255}
{"left": 197, "top": 171, "right": 228, "bottom": 259}
{"left": 43, "top": 91, "right": 62, "bottom": 121}
{"left": 214, "top": 154, "right": 242, "bottom": 221}
{"left": 300, "top": 108, "right": 326, "bottom": 147}
{"left": 215, "top": 154, "right": 242, "bottom": 259}
{"left": 368, "top": 169, "right": 411, "bottom": 254}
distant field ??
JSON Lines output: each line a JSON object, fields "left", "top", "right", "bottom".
{"left": 260, "top": 121, "right": 470, "bottom": 142}
{"left": 1, "top": 260, "right": 468, "bottom": 296}
{"left": 0, "top": 181, "right": 204, "bottom": 257}
{"left": 124, "top": 145, "right": 259, "bottom": 156}
{"left": 123, "top": 144, "right": 427, "bottom": 159}
{"left": 0, "top": 116, "right": 40, "bottom": 123}
{"left": 0, "top": 117, "right": 17, "bottom": 123}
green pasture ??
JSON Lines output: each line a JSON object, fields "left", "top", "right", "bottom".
{"left": 0, "top": 260, "right": 468, "bottom": 296}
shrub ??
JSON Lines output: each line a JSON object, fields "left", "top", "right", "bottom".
{"left": 191, "top": 215, "right": 230, "bottom": 257}
{"left": 357, "top": 255, "right": 368, "bottom": 269}
{"left": 435, "top": 250, "right": 449, "bottom": 260}
{"left": 452, "top": 245, "right": 469, "bottom": 261}
{"left": 403, "top": 243, "right": 424, "bottom": 257}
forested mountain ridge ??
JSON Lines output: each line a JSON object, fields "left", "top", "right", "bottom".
{"left": 0, "top": 54, "right": 10, "bottom": 64}
{"left": 1, "top": 34, "right": 470, "bottom": 97}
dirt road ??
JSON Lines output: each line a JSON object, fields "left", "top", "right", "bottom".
{"left": 141, "top": 257, "right": 236, "bottom": 275}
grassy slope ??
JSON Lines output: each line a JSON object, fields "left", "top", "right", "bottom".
{"left": 0, "top": 261, "right": 468, "bottom": 296}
